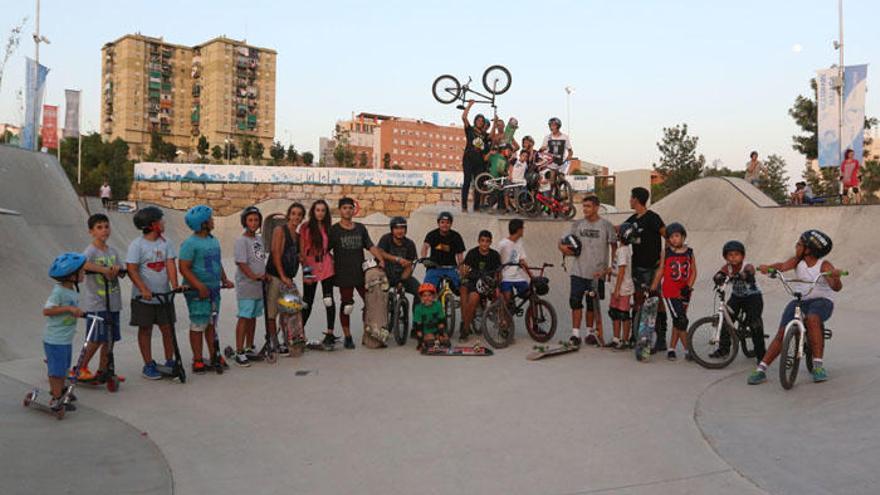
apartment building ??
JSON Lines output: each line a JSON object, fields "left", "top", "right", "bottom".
{"left": 101, "top": 33, "right": 276, "bottom": 156}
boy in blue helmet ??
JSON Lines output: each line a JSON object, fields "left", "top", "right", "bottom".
{"left": 43, "top": 253, "right": 87, "bottom": 411}
{"left": 179, "top": 205, "right": 234, "bottom": 373}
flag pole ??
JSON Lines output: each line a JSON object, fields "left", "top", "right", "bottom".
{"left": 77, "top": 91, "right": 82, "bottom": 184}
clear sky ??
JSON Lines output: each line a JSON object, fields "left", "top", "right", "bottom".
{"left": 1, "top": 0, "right": 877, "bottom": 182}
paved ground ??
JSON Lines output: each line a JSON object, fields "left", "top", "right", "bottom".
{"left": 2, "top": 146, "right": 878, "bottom": 494}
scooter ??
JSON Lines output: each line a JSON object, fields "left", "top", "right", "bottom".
{"left": 78, "top": 269, "right": 127, "bottom": 392}
{"left": 24, "top": 314, "right": 103, "bottom": 419}
{"left": 145, "top": 289, "right": 187, "bottom": 383}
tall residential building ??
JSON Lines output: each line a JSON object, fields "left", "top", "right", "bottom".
{"left": 101, "top": 34, "right": 276, "bottom": 157}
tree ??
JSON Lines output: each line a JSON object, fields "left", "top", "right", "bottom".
{"left": 58, "top": 133, "right": 134, "bottom": 199}
{"left": 211, "top": 145, "right": 223, "bottom": 161}
{"left": 286, "top": 145, "right": 299, "bottom": 165}
{"left": 652, "top": 123, "right": 705, "bottom": 197}
{"left": 146, "top": 132, "right": 177, "bottom": 162}
{"left": 357, "top": 151, "right": 369, "bottom": 168}
{"left": 332, "top": 125, "right": 355, "bottom": 168}
{"left": 241, "top": 139, "right": 253, "bottom": 164}
{"left": 302, "top": 151, "right": 314, "bottom": 166}
{"left": 757, "top": 154, "right": 789, "bottom": 203}
{"left": 252, "top": 141, "right": 265, "bottom": 164}
{"left": 859, "top": 160, "right": 880, "bottom": 202}
{"left": 228, "top": 143, "right": 239, "bottom": 161}
{"left": 383, "top": 152, "right": 391, "bottom": 169}
{"left": 269, "top": 141, "right": 285, "bottom": 164}
{"left": 0, "top": 17, "right": 27, "bottom": 92}
{"left": 197, "top": 135, "right": 210, "bottom": 161}
{"left": 789, "top": 79, "right": 818, "bottom": 161}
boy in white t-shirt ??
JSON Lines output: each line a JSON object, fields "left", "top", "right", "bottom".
{"left": 609, "top": 223, "right": 638, "bottom": 349}
{"left": 497, "top": 219, "right": 530, "bottom": 304}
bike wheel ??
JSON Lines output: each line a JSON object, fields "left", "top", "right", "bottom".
{"left": 516, "top": 190, "right": 536, "bottom": 215}
{"left": 560, "top": 197, "right": 576, "bottom": 220}
{"left": 482, "top": 65, "right": 512, "bottom": 95}
{"left": 740, "top": 334, "right": 757, "bottom": 359}
{"left": 475, "top": 173, "right": 495, "bottom": 195}
{"left": 481, "top": 299, "right": 514, "bottom": 349}
{"left": 444, "top": 293, "right": 457, "bottom": 339}
{"left": 556, "top": 180, "right": 573, "bottom": 202}
{"left": 525, "top": 299, "right": 557, "bottom": 343}
{"left": 432, "top": 75, "right": 461, "bottom": 104}
{"left": 686, "top": 317, "right": 738, "bottom": 369}
{"left": 392, "top": 296, "right": 409, "bottom": 346}
{"left": 779, "top": 328, "right": 801, "bottom": 390}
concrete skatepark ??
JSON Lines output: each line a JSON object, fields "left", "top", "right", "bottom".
{"left": 1, "top": 145, "right": 878, "bottom": 494}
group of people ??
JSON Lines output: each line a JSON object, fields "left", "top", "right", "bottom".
{"left": 459, "top": 101, "right": 573, "bottom": 213}
{"left": 39, "top": 183, "right": 846, "bottom": 411}
{"left": 746, "top": 148, "right": 864, "bottom": 206}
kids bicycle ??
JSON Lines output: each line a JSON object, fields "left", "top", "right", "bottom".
{"left": 388, "top": 258, "right": 427, "bottom": 346}
{"left": 482, "top": 263, "right": 557, "bottom": 349}
{"left": 687, "top": 272, "right": 766, "bottom": 369}
{"left": 766, "top": 268, "right": 846, "bottom": 390}
{"left": 432, "top": 65, "right": 512, "bottom": 116}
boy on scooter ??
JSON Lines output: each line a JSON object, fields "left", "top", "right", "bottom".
{"left": 179, "top": 205, "right": 234, "bottom": 373}
{"left": 43, "top": 253, "right": 87, "bottom": 411}
{"left": 77, "top": 213, "right": 125, "bottom": 382}
{"left": 233, "top": 206, "right": 268, "bottom": 367}
{"left": 127, "top": 206, "right": 180, "bottom": 380}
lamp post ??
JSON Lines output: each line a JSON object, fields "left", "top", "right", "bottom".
{"left": 833, "top": 0, "right": 844, "bottom": 165}
{"left": 224, "top": 138, "right": 230, "bottom": 164}
{"left": 32, "top": 0, "right": 50, "bottom": 151}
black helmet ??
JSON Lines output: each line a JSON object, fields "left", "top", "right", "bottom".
{"left": 437, "top": 211, "right": 453, "bottom": 223}
{"left": 548, "top": 117, "right": 562, "bottom": 128}
{"left": 665, "top": 222, "right": 687, "bottom": 239}
{"left": 389, "top": 216, "right": 407, "bottom": 231}
{"left": 133, "top": 206, "right": 163, "bottom": 232}
{"left": 562, "top": 234, "right": 581, "bottom": 257}
{"left": 722, "top": 240, "right": 746, "bottom": 257}
{"left": 618, "top": 222, "right": 638, "bottom": 245}
{"left": 799, "top": 230, "right": 832, "bottom": 258}
{"left": 240, "top": 206, "right": 262, "bottom": 229}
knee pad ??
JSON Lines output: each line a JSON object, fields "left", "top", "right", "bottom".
{"left": 569, "top": 297, "right": 584, "bottom": 310}
{"left": 323, "top": 297, "right": 335, "bottom": 308}
{"left": 673, "top": 316, "right": 688, "bottom": 331}
{"left": 341, "top": 302, "right": 355, "bottom": 316}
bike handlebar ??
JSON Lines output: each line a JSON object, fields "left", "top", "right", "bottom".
{"left": 763, "top": 268, "right": 848, "bottom": 299}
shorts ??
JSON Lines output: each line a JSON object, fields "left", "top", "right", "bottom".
{"left": 610, "top": 294, "right": 631, "bottom": 312}
{"left": 461, "top": 278, "right": 478, "bottom": 293}
{"left": 388, "top": 275, "right": 420, "bottom": 296}
{"left": 664, "top": 297, "right": 690, "bottom": 330}
{"left": 237, "top": 298, "right": 264, "bottom": 319}
{"left": 500, "top": 280, "right": 529, "bottom": 296}
{"left": 779, "top": 298, "right": 833, "bottom": 329}
{"left": 630, "top": 266, "right": 656, "bottom": 292}
{"left": 130, "top": 299, "right": 176, "bottom": 328}
{"left": 570, "top": 275, "right": 604, "bottom": 310}
{"left": 85, "top": 311, "right": 121, "bottom": 343}
{"left": 425, "top": 267, "right": 460, "bottom": 292}
{"left": 186, "top": 293, "right": 219, "bottom": 328}
{"left": 44, "top": 342, "right": 73, "bottom": 378}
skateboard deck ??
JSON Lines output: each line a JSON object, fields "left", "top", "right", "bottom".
{"left": 23, "top": 388, "right": 66, "bottom": 419}
{"left": 635, "top": 296, "right": 659, "bottom": 361}
{"left": 278, "top": 283, "right": 306, "bottom": 356}
{"left": 422, "top": 345, "right": 493, "bottom": 356}
{"left": 362, "top": 266, "right": 390, "bottom": 349}
{"left": 589, "top": 280, "right": 604, "bottom": 347}
{"left": 527, "top": 341, "right": 580, "bottom": 360}
{"left": 306, "top": 339, "right": 336, "bottom": 351}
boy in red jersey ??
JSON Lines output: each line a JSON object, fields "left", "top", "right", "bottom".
{"left": 650, "top": 223, "right": 696, "bottom": 361}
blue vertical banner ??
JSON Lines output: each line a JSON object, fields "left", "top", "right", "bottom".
{"left": 22, "top": 57, "right": 50, "bottom": 150}
{"left": 842, "top": 64, "right": 868, "bottom": 163}
{"left": 816, "top": 68, "right": 839, "bottom": 168}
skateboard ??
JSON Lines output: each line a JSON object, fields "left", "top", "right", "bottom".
{"left": 526, "top": 341, "right": 580, "bottom": 361}
{"left": 306, "top": 339, "right": 336, "bottom": 351}
{"left": 278, "top": 283, "right": 306, "bottom": 356}
{"left": 588, "top": 280, "right": 605, "bottom": 347}
{"left": 362, "top": 264, "right": 390, "bottom": 349}
{"left": 422, "top": 344, "right": 494, "bottom": 356}
{"left": 634, "top": 296, "right": 659, "bottom": 361}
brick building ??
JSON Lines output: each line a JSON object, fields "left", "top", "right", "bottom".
{"left": 101, "top": 34, "right": 276, "bottom": 157}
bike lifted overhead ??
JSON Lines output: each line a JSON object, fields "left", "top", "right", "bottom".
{"left": 432, "top": 65, "right": 512, "bottom": 117}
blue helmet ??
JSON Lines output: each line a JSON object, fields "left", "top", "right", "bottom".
{"left": 185, "top": 205, "right": 213, "bottom": 232}
{"left": 49, "top": 252, "right": 87, "bottom": 280}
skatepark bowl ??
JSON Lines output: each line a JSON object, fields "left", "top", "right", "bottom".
{"left": 1, "top": 145, "right": 878, "bottom": 494}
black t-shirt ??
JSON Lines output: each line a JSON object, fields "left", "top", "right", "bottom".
{"left": 625, "top": 210, "right": 665, "bottom": 269}
{"left": 423, "top": 228, "right": 466, "bottom": 267}
{"left": 463, "top": 124, "right": 490, "bottom": 169}
{"left": 329, "top": 222, "right": 374, "bottom": 288}
{"left": 378, "top": 233, "right": 417, "bottom": 282}
{"left": 463, "top": 247, "right": 501, "bottom": 280}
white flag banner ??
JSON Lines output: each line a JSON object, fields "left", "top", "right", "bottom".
{"left": 816, "top": 68, "right": 839, "bottom": 168}
{"left": 64, "top": 89, "right": 81, "bottom": 138}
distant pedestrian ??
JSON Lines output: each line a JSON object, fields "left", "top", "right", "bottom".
{"left": 744, "top": 151, "right": 763, "bottom": 187}
{"left": 100, "top": 179, "right": 112, "bottom": 208}
{"left": 839, "top": 149, "right": 861, "bottom": 204}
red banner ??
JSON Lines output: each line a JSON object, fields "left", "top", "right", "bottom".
{"left": 41, "top": 104, "right": 58, "bottom": 149}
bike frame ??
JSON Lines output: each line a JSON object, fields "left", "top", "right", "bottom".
{"left": 768, "top": 270, "right": 837, "bottom": 363}
{"left": 707, "top": 285, "right": 738, "bottom": 346}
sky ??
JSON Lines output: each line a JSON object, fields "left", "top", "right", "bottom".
{"left": 1, "top": 0, "right": 878, "bottom": 182}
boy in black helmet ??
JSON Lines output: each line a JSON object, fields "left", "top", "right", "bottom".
{"left": 378, "top": 216, "right": 420, "bottom": 297}
{"left": 710, "top": 241, "right": 765, "bottom": 363}
{"left": 749, "top": 230, "right": 844, "bottom": 385}
{"left": 232, "top": 206, "right": 268, "bottom": 367}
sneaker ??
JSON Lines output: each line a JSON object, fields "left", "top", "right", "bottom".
{"left": 192, "top": 359, "right": 208, "bottom": 374}
{"left": 142, "top": 361, "right": 162, "bottom": 380}
{"left": 164, "top": 359, "right": 177, "bottom": 370}
{"left": 64, "top": 400, "right": 77, "bottom": 412}
{"left": 568, "top": 335, "right": 581, "bottom": 347}
{"left": 614, "top": 340, "right": 626, "bottom": 350}
{"left": 62, "top": 386, "right": 78, "bottom": 402}
{"left": 708, "top": 349, "right": 729, "bottom": 359}
{"left": 245, "top": 346, "right": 261, "bottom": 360}
{"left": 322, "top": 333, "right": 338, "bottom": 347}
{"left": 747, "top": 370, "right": 767, "bottom": 385}
{"left": 584, "top": 334, "right": 599, "bottom": 347}
{"left": 667, "top": 350, "right": 677, "bottom": 361}
{"left": 69, "top": 366, "right": 94, "bottom": 381}
{"left": 811, "top": 366, "right": 828, "bottom": 383}
{"left": 234, "top": 352, "right": 251, "bottom": 368}
{"left": 219, "top": 355, "right": 228, "bottom": 368}
{"left": 344, "top": 336, "right": 355, "bottom": 349}
{"left": 278, "top": 344, "right": 290, "bottom": 356}
{"left": 458, "top": 330, "right": 471, "bottom": 343}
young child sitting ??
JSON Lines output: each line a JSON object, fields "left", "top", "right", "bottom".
{"left": 413, "top": 283, "right": 448, "bottom": 350}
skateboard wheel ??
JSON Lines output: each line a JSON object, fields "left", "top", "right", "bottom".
{"left": 223, "top": 346, "right": 234, "bottom": 359}
{"left": 106, "top": 377, "right": 118, "bottom": 393}
{"left": 23, "top": 392, "right": 34, "bottom": 407}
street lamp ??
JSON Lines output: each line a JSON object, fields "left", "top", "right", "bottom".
{"left": 833, "top": 0, "right": 845, "bottom": 166}
{"left": 31, "top": 0, "right": 50, "bottom": 151}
